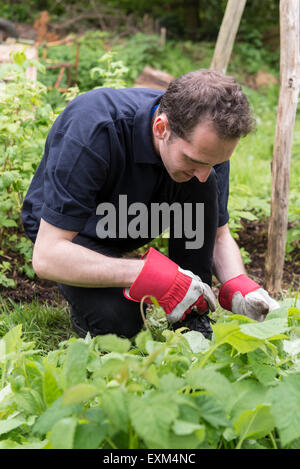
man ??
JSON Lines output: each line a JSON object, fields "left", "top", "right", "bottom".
{"left": 22, "top": 69, "right": 279, "bottom": 339}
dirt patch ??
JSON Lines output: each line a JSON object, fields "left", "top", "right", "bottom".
{"left": 0, "top": 220, "right": 298, "bottom": 307}
{"left": 232, "top": 219, "right": 299, "bottom": 297}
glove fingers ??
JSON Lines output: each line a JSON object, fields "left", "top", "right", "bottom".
{"left": 257, "top": 288, "right": 280, "bottom": 311}
{"left": 202, "top": 283, "right": 216, "bottom": 312}
{"left": 232, "top": 291, "right": 266, "bottom": 321}
{"left": 193, "top": 295, "right": 209, "bottom": 314}
{"left": 245, "top": 293, "right": 269, "bottom": 321}
{"left": 178, "top": 269, "right": 216, "bottom": 313}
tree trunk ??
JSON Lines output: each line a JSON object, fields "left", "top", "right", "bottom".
{"left": 265, "top": 0, "right": 300, "bottom": 293}
{"left": 210, "top": 0, "right": 247, "bottom": 74}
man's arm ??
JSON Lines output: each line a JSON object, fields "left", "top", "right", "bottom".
{"left": 213, "top": 223, "right": 246, "bottom": 284}
{"left": 212, "top": 223, "right": 279, "bottom": 321}
{"left": 32, "top": 219, "right": 144, "bottom": 288}
{"left": 33, "top": 219, "right": 217, "bottom": 323}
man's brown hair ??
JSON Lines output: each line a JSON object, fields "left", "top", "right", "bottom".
{"left": 159, "top": 69, "right": 256, "bottom": 141}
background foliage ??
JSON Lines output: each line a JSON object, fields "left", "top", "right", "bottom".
{"left": 1, "top": 0, "right": 279, "bottom": 43}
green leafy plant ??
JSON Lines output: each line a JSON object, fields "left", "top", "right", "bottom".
{"left": 0, "top": 261, "right": 16, "bottom": 288}
{"left": 90, "top": 51, "right": 129, "bottom": 88}
{"left": 1, "top": 299, "right": 300, "bottom": 449}
{"left": 0, "top": 50, "right": 57, "bottom": 282}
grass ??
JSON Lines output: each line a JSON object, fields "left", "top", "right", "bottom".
{"left": 230, "top": 85, "right": 300, "bottom": 199}
{"left": 0, "top": 297, "right": 77, "bottom": 353}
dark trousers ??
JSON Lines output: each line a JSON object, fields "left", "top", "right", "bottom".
{"left": 57, "top": 172, "right": 219, "bottom": 338}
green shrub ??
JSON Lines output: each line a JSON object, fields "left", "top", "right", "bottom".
{"left": 0, "top": 299, "right": 300, "bottom": 449}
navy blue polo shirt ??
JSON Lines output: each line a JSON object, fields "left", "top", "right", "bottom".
{"left": 21, "top": 88, "right": 230, "bottom": 243}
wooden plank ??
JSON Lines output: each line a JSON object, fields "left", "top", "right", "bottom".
{"left": 134, "top": 66, "right": 174, "bottom": 90}
{"left": 265, "top": 0, "right": 300, "bottom": 293}
{"left": 210, "top": 0, "right": 247, "bottom": 74}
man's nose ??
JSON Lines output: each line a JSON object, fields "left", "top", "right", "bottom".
{"left": 194, "top": 166, "right": 212, "bottom": 183}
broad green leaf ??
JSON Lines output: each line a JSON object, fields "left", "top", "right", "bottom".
{"left": 135, "top": 329, "right": 153, "bottom": 354}
{"left": 228, "top": 379, "right": 269, "bottom": 421}
{"left": 2, "top": 324, "right": 23, "bottom": 355}
{"left": 247, "top": 349, "right": 277, "bottom": 385}
{"left": 194, "top": 394, "right": 229, "bottom": 428}
{"left": 0, "top": 384, "right": 12, "bottom": 405}
{"left": 63, "top": 341, "right": 89, "bottom": 389}
{"left": 288, "top": 307, "right": 300, "bottom": 321}
{"left": 288, "top": 438, "right": 300, "bottom": 449}
{"left": 226, "top": 314, "right": 255, "bottom": 324}
{"left": 95, "top": 354, "right": 125, "bottom": 378}
{"left": 158, "top": 373, "right": 185, "bottom": 392}
{"left": 42, "top": 367, "right": 62, "bottom": 406}
{"left": 129, "top": 392, "right": 179, "bottom": 449}
{"left": 2, "top": 219, "right": 18, "bottom": 227}
{"left": 14, "top": 388, "right": 46, "bottom": 416}
{"left": 33, "top": 397, "right": 82, "bottom": 435}
{"left": 73, "top": 407, "right": 108, "bottom": 449}
{"left": 240, "top": 318, "right": 288, "bottom": 339}
{"left": 234, "top": 404, "right": 275, "bottom": 447}
{"left": 266, "top": 300, "right": 292, "bottom": 320}
{"left": 167, "top": 432, "right": 204, "bottom": 450}
{"left": 62, "top": 383, "right": 97, "bottom": 406}
{"left": 0, "top": 416, "right": 27, "bottom": 436}
{"left": 101, "top": 389, "right": 129, "bottom": 437}
{"left": 0, "top": 439, "right": 48, "bottom": 449}
{"left": 143, "top": 362, "right": 159, "bottom": 387}
{"left": 241, "top": 439, "right": 271, "bottom": 449}
{"left": 226, "top": 331, "right": 263, "bottom": 353}
{"left": 48, "top": 417, "right": 77, "bottom": 449}
{"left": 185, "top": 368, "right": 235, "bottom": 408}
{"left": 283, "top": 337, "right": 300, "bottom": 357}
{"left": 172, "top": 419, "right": 205, "bottom": 438}
{"left": 182, "top": 330, "right": 210, "bottom": 353}
{"left": 212, "top": 321, "right": 240, "bottom": 344}
{"left": 267, "top": 374, "right": 300, "bottom": 447}
{"left": 24, "top": 361, "right": 44, "bottom": 398}
{"left": 96, "top": 334, "right": 131, "bottom": 353}
{"left": 73, "top": 422, "right": 106, "bottom": 449}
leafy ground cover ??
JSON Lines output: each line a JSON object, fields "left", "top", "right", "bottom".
{"left": 0, "top": 28, "right": 299, "bottom": 450}
{"left": 0, "top": 298, "right": 300, "bottom": 449}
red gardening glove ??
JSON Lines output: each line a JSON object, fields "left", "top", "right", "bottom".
{"left": 124, "top": 247, "right": 216, "bottom": 323}
{"left": 219, "top": 274, "right": 280, "bottom": 322}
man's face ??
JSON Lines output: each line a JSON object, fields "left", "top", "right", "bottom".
{"left": 153, "top": 116, "right": 239, "bottom": 183}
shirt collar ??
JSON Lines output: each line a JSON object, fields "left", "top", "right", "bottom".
{"left": 133, "top": 90, "right": 164, "bottom": 165}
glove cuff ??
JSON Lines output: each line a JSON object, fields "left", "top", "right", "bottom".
{"left": 219, "top": 274, "right": 260, "bottom": 311}
{"left": 123, "top": 247, "right": 178, "bottom": 303}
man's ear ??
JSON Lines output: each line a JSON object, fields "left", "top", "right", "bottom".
{"left": 152, "top": 113, "right": 170, "bottom": 140}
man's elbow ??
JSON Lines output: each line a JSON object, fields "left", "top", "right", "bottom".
{"left": 32, "top": 247, "right": 48, "bottom": 279}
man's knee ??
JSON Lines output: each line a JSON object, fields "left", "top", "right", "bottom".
{"left": 58, "top": 283, "right": 144, "bottom": 339}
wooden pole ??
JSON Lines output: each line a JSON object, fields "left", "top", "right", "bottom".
{"left": 265, "top": 0, "right": 300, "bottom": 293}
{"left": 210, "top": 0, "right": 247, "bottom": 74}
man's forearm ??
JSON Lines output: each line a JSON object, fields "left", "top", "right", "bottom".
{"left": 213, "top": 223, "right": 246, "bottom": 284}
{"left": 33, "top": 238, "right": 144, "bottom": 288}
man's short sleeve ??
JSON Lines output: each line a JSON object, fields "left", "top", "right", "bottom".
{"left": 213, "top": 161, "right": 230, "bottom": 227}
{"left": 41, "top": 131, "right": 110, "bottom": 233}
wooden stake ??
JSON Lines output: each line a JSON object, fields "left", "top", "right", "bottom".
{"left": 265, "top": 0, "right": 300, "bottom": 293}
{"left": 160, "top": 27, "right": 166, "bottom": 48}
{"left": 210, "top": 0, "right": 247, "bottom": 74}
